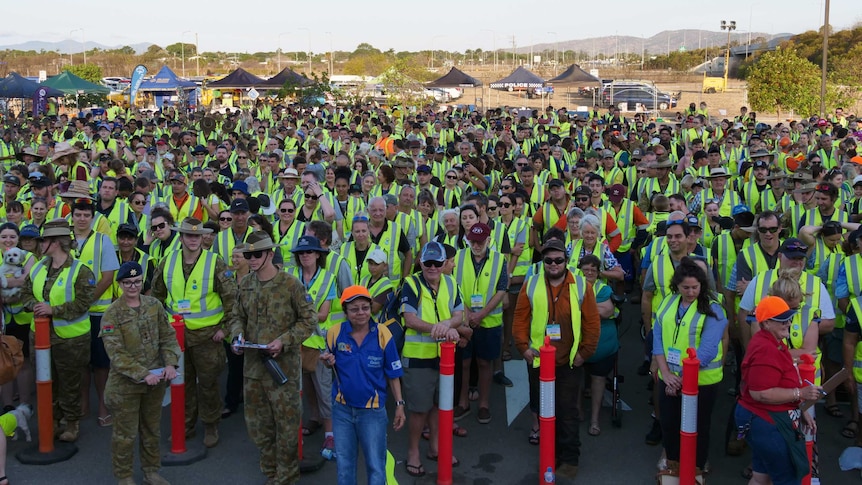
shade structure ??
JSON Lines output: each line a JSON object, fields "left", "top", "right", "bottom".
{"left": 0, "top": 72, "right": 65, "bottom": 98}
{"left": 138, "top": 65, "right": 197, "bottom": 92}
{"left": 206, "top": 68, "right": 265, "bottom": 89}
{"left": 546, "top": 64, "right": 601, "bottom": 87}
{"left": 41, "top": 71, "right": 111, "bottom": 95}
{"left": 426, "top": 67, "right": 482, "bottom": 88}
{"left": 489, "top": 66, "right": 545, "bottom": 90}
{"left": 257, "top": 67, "right": 313, "bottom": 89}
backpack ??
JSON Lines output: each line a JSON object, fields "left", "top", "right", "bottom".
{"left": 380, "top": 287, "right": 406, "bottom": 354}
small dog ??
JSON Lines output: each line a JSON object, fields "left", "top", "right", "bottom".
{"left": 9, "top": 403, "right": 33, "bottom": 441}
{"left": 0, "top": 247, "right": 27, "bottom": 299}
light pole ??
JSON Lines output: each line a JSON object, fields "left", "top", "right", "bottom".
{"left": 547, "top": 31, "right": 558, "bottom": 74}
{"left": 298, "top": 27, "right": 311, "bottom": 74}
{"left": 195, "top": 33, "right": 200, "bottom": 77}
{"left": 721, "top": 20, "right": 736, "bottom": 91}
{"left": 80, "top": 29, "right": 86, "bottom": 64}
{"left": 326, "top": 31, "right": 333, "bottom": 76}
{"left": 69, "top": 28, "right": 82, "bottom": 66}
{"left": 430, "top": 35, "right": 445, "bottom": 69}
{"left": 820, "top": 0, "right": 830, "bottom": 117}
{"left": 480, "top": 29, "right": 498, "bottom": 72}
{"left": 181, "top": 31, "right": 191, "bottom": 77}
{"left": 277, "top": 31, "right": 291, "bottom": 71}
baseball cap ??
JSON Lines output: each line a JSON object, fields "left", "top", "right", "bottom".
{"left": 420, "top": 241, "right": 446, "bottom": 263}
{"left": 731, "top": 204, "right": 751, "bottom": 216}
{"left": 541, "top": 239, "right": 567, "bottom": 255}
{"left": 19, "top": 224, "right": 40, "bottom": 239}
{"left": 600, "top": 149, "right": 614, "bottom": 159}
{"left": 116, "top": 223, "right": 138, "bottom": 238}
{"left": 416, "top": 164, "right": 432, "bottom": 174}
{"left": 3, "top": 175, "right": 20, "bottom": 187}
{"left": 574, "top": 185, "right": 592, "bottom": 197}
{"left": 779, "top": 238, "right": 808, "bottom": 259}
{"left": 853, "top": 175, "right": 862, "bottom": 187}
{"left": 229, "top": 199, "right": 250, "bottom": 213}
{"left": 755, "top": 296, "right": 797, "bottom": 324}
{"left": 169, "top": 172, "right": 186, "bottom": 183}
{"left": 231, "top": 181, "right": 250, "bottom": 195}
{"left": 548, "top": 178, "right": 565, "bottom": 189}
{"left": 685, "top": 214, "right": 701, "bottom": 228}
{"left": 631, "top": 148, "right": 644, "bottom": 159}
{"left": 466, "top": 223, "right": 491, "bottom": 243}
{"left": 340, "top": 285, "right": 372, "bottom": 306}
{"left": 607, "top": 184, "right": 626, "bottom": 202}
{"left": 366, "top": 248, "right": 388, "bottom": 264}
{"left": 584, "top": 150, "right": 598, "bottom": 159}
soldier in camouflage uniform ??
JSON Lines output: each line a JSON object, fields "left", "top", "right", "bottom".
{"left": 151, "top": 218, "right": 236, "bottom": 448}
{"left": 101, "top": 262, "right": 180, "bottom": 485}
{"left": 20, "top": 219, "right": 97, "bottom": 443}
{"left": 229, "top": 232, "right": 316, "bottom": 485}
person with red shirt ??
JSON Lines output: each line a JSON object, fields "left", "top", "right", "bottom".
{"left": 735, "top": 296, "right": 823, "bottom": 485}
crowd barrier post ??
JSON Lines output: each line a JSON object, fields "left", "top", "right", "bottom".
{"left": 539, "top": 336, "right": 556, "bottom": 485}
{"left": 679, "top": 348, "right": 700, "bottom": 485}
{"left": 162, "top": 314, "right": 206, "bottom": 466}
{"left": 798, "top": 354, "right": 816, "bottom": 485}
{"left": 438, "top": 341, "right": 456, "bottom": 485}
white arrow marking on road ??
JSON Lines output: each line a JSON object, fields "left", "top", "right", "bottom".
{"left": 505, "top": 360, "right": 530, "bottom": 426}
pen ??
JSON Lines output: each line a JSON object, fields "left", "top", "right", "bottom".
{"left": 803, "top": 379, "right": 826, "bottom": 396}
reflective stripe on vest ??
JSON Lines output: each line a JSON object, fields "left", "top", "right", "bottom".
{"left": 290, "top": 268, "right": 340, "bottom": 350}
{"left": 29, "top": 259, "right": 89, "bottom": 337}
{"left": 651, "top": 252, "right": 675, "bottom": 313}
{"left": 525, "top": 273, "right": 585, "bottom": 368}
{"left": 375, "top": 222, "right": 403, "bottom": 281}
{"left": 656, "top": 294, "right": 723, "bottom": 385}
{"left": 164, "top": 250, "right": 224, "bottom": 329}
{"left": 402, "top": 275, "right": 458, "bottom": 360}
{"left": 454, "top": 250, "right": 505, "bottom": 328}
{"left": 75, "top": 232, "right": 113, "bottom": 313}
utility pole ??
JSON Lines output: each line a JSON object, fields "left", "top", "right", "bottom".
{"left": 69, "top": 28, "right": 81, "bottom": 66}
{"left": 181, "top": 31, "right": 191, "bottom": 77}
{"left": 721, "top": 20, "right": 736, "bottom": 91}
{"left": 511, "top": 35, "right": 516, "bottom": 66}
{"left": 195, "top": 33, "right": 200, "bottom": 76}
{"left": 820, "top": 0, "right": 830, "bottom": 117}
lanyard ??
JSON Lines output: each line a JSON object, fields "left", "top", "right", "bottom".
{"left": 546, "top": 276, "right": 566, "bottom": 325}
{"left": 673, "top": 302, "right": 689, "bottom": 346}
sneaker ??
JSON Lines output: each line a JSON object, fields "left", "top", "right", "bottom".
{"left": 637, "top": 360, "right": 650, "bottom": 376}
{"left": 453, "top": 405, "right": 471, "bottom": 421}
{"left": 477, "top": 407, "right": 491, "bottom": 424}
{"left": 493, "top": 371, "right": 513, "bottom": 387}
{"left": 321, "top": 435, "right": 336, "bottom": 460}
{"left": 645, "top": 419, "right": 662, "bottom": 446}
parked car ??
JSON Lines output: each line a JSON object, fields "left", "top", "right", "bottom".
{"left": 600, "top": 81, "right": 677, "bottom": 110}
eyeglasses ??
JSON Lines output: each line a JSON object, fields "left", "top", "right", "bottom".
{"left": 219, "top": 217, "right": 233, "bottom": 222}
{"left": 487, "top": 205, "right": 498, "bottom": 211}
{"left": 243, "top": 250, "right": 265, "bottom": 259}
{"left": 151, "top": 222, "right": 167, "bottom": 230}
{"left": 543, "top": 257, "right": 566, "bottom": 265}
{"left": 306, "top": 194, "right": 320, "bottom": 201}
{"left": 280, "top": 208, "right": 295, "bottom": 214}
{"left": 757, "top": 226, "right": 780, "bottom": 234}
{"left": 120, "top": 279, "right": 143, "bottom": 288}
{"left": 423, "top": 260, "right": 444, "bottom": 268}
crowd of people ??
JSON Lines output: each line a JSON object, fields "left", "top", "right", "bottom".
{"left": 0, "top": 98, "right": 859, "bottom": 484}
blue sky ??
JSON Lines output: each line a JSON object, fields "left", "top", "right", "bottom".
{"left": 4, "top": 0, "right": 856, "bottom": 53}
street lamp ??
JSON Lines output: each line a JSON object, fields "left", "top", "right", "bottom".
{"left": 820, "top": 0, "right": 830, "bottom": 117}
{"left": 195, "top": 33, "right": 200, "bottom": 77}
{"left": 277, "top": 32, "right": 291, "bottom": 71}
{"left": 430, "top": 35, "right": 445, "bottom": 69}
{"left": 480, "top": 29, "right": 498, "bottom": 72}
{"left": 181, "top": 31, "right": 192, "bottom": 77}
{"left": 547, "top": 31, "right": 558, "bottom": 74}
{"left": 326, "top": 31, "right": 334, "bottom": 76}
{"left": 720, "top": 20, "right": 736, "bottom": 91}
{"left": 69, "top": 28, "right": 83, "bottom": 66}
{"left": 298, "top": 27, "right": 311, "bottom": 74}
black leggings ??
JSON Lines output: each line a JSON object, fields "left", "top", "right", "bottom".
{"left": 658, "top": 381, "right": 718, "bottom": 468}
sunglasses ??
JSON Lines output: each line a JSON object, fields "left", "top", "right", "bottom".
{"left": 446, "top": 175, "right": 457, "bottom": 180}
{"left": 306, "top": 194, "right": 320, "bottom": 201}
{"left": 243, "top": 250, "right": 265, "bottom": 260}
{"left": 238, "top": 156, "right": 248, "bottom": 159}
{"left": 757, "top": 226, "right": 780, "bottom": 234}
{"left": 500, "top": 185, "right": 512, "bottom": 190}
{"left": 667, "top": 219, "right": 686, "bottom": 227}
{"left": 131, "top": 200, "right": 145, "bottom": 206}
{"left": 501, "top": 202, "right": 512, "bottom": 208}
{"left": 279, "top": 208, "right": 295, "bottom": 214}
{"left": 219, "top": 217, "right": 233, "bottom": 222}
{"left": 74, "top": 198, "right": 93, "bottom": 205}
{"left": 423, "top": 260, "right": 444, "bottom": 268}
{"left": 151, "top": 222, "right": 167, "bottom": 230}
{"left": 543, "top": 257, "right": 566, "bottom": 265}
{"left": 576, "top": 197, "right": 590, "bottom": 202}
{"left": 352, "top": 215, "right": 369, "bottom": 222}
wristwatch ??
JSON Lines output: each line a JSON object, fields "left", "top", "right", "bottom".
{"left": 395, "top": 400, "right": 406, "bottom": 407}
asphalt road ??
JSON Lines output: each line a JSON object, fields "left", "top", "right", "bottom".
{"left": 5, "top": 300, "right": 861, "bottom": 484}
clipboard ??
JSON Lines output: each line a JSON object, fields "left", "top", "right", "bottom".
{"left": 801, "top": 367, "right": 849, "bottom": 412}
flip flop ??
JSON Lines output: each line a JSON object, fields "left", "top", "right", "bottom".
{"left": 426, "top": 454, "right": 460, "bottom": 467}
{"left": 405, "top": 463, "right": 425, "bottom": 477}
{"left": 97, "top": 414, "right": 113, "bottom": 427}
{"left": 588, "top": 422, "right": 601, "bottom": 436}
{"left": 825, "top": 404, "right": 844, "bottom": 418}
{"left": 529, "top": 426, "right": 540, "bottom": 445}
{"left": 423, "top": 424, "right": 468, "bottom": 439}
{"left": 842, "top": 420, "right": 858, "bottom": 439}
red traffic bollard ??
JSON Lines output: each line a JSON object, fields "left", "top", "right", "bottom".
{"left": 679, "top": 348, "right": 700, "bottom": 485}
{"left": 438, "top": 341, "right": 456, "bottom": 485}
{"left": 162, "top": 314, "right": 206, "bottom": 466}
{"left": 539, "top": 336, "right": 556, "bottom": 485}
{"left": 798, "top": 354, "right": 816, "bottom": 485}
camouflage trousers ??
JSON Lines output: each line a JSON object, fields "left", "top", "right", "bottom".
{"left": 185, "top": 340, "right": 225, "bottom": 433}
{"left": 105, "top": 384, "right": 166, "bottom": 478}
{"left": 244, "top": 376, "right": 301, "bottom": 485}
{"left": 51, "top": 332, "right": 90, "bottom": 424}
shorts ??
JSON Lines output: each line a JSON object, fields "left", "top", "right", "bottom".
{"left": 402, "top": 366, "right": 439, "bottom": 413}
{"left": 89, "top": 315, "right": 110, "bottom": 369}
{"left": 507, "top": 281, "right": 524, "bottom": 295}
{"left": 735, "top": 404, "right": 802, "bottom": 485}
{"left": 613, "top": 251, "right": 634, "bottom": 282}
{"left": 461, "top": 326, "right": 502, "bottom": 362}
{"left": 822, "top": 328, "right": 844, "bottom": 364}
{"left": 5, "top": 321, "right": 31, "bottom": 358}
{"left": 585, "top": 352, "right": 616, "bottom": 377}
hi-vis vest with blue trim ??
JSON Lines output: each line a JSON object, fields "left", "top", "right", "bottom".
{"left": 650, "top": 252, "right": 677, "bottom": 314}
{"left": 113, "top": 249, "right": 150, "bottom": 298}
{"left": 373, "top": 221, "right": 405, "bottom": 281}
{"left": 401, "top": 274, "right": 459, "bottom": 360}
{"left": 502, "top": 218, "right": 531, "bottom": 277}
{"left": 656, "top": 294, "right": 723, "bottom": 385}
{"left": 74, "top": 231, "right": 114, "bottom": 313}
{"left": 453, "top": 249, "right": 505, "bottom": 329}
{"left": 4, "top": 252, "right": 35, "bottom": 327}
{"left": 149, "top": 233, "right": 181, "bottom": 265}
{"left": 29, "top": 259, "right": 90, "bottom": 338}
{"left": 289, "top": 267, "right": 342, "bottom": 350}
{"left": 525, "top": 273, "right": 586, "bottom": 368}
{"left": 163, "top": 250, "right": 224, "bottom": 330}
{"left": 340, "top": 242, "right": 383, "bottom": 283}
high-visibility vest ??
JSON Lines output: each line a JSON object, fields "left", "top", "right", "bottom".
{"left": 809, "top": 237, "right": 842, "bottom": 276}
{"left": 640, "top": 177, "right": 680, "bottom": 202}
{"left": 4, "top": 252, "right": 35, "bottom": 327}
{"left": 712, "top": 233, "right": 751, "bottom": 289}
{"left": 214, "top": 226, "right": 252, "bottom": 266}
{"left": 568, "top": 239, "right": 604, "bottom": 271}
{"left": 801, "top": 207, "right": 848, "bottom": 228}
{"left": 700, "top": 188, "right": 741, "bottom": 218}
{"left": 339, "top": 197, "right": 366, "bottom": 236}
{"left": 401, "top": 274, "right": 459, "bottom": 360}
{"left": 275, "top": 220, "right": 305, "bottom": 273}
{"left": 102, "top": 200, "right": 130, "bottom": 246}
{"left": 289, "top": 267, "right": 341, "bottom": 350}
{"left": 163, "top": 250, "right": 224, "bottom": 330}
{"left": 740, "top": 244, "right": 779, "bottom": 281}
{"left": 340, "top": 242, "right": 383, "bottom": 283}
{"left": 361, "top": 274, "right": 394, "bottom": 322}
{"left": 372, "top": 221, "right": 405, "bottom": 281}
{"left": 655, "top": 294, "right": 723, "bottom": 385}
{"left": 149, "top": 233, "right": 181, "bottom": 265}
{"left": 821, "top": 253, "right": 844, "bottom": 328}
{"left": 650, "top": 252, "right": 677, "bottom": 314}
{"left": 453, "top": 249, "right": 505, "bottom": 329}
{"left": 29, "top": 259, "right": 89, "bottom": 337}
{"left": 609, "top": 199, "right": 637, "bottom": 253}
{"left": 74, "top": 231, "right": 114, "bottom": 313}
{"left": 853, "top": 340, "right": 862, "bottom": 383}
{"left": 844, "top": 254, "right": 862, "bottom": 327}
{"left": 524, "top": 273, "right": 586, "bottom": 368}
{"left": 541, "top": 201, "right": 565, "bottom": 231}
{"left": 168, "top": 194, "right": 200, "bottom": 223}
{"left": 750, "top": 269, "right": 822, "bottom": 332}
{"left": 502, "top": 218, "right": 530, "bottom": 277}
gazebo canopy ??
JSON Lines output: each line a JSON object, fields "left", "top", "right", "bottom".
{"left": 546, "top": 64, "right": 601, "bottom": 86}
{"left": 257, "top": 67, "right": 313, "bottom": 89}
{"left": 0, "top": 72, "right": 65, "bottom": 98}
{"left": 489, "top": 66, "right": 545, "bottom": 90}
{"left": 207, "top": 68, "right": 265, "bottom": 89}
{"left": 426, "top": 67, "right": 482, "bottom": 88}
{"left": 42, "top": 71, "right": 111, "bottom": 95}
{"left": 138, "top": 66, "right": 197, "bottom": 91}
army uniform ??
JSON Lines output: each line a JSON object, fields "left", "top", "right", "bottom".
{"left": 230, "top": 271, "right": 316, "bottom": 485}
{"left": 20, "top": 256, "right": 96, "bottom": 438}
{"left": 151, "top": 252, "right": 236, "bottom": 440}
{"left": 101, "top": 294, "right": 181, "bottom": 481}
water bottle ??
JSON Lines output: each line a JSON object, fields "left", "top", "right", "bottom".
{"left": 261, "top": 354, "right": 288, "bottom": 386}
{"left": 543, "top": 467, "right": 555, "bottom": 483}
{"left": 321, "top": 447, "right": 336, "bottom": 461}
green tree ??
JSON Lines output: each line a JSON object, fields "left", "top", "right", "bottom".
{"left": 165, "top": 43, "right": 197, "bottom": 57}
{"left": 66, "top": 63, "right": 103, "bottom": 83}
{"left": 747, "top": 48, "right": 822, "bottom": 119}
{"left": 277, "top": 72, "right": 332, "bottom": 107}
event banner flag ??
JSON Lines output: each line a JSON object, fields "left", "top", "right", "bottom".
{"left": 130, "top": 64, "right": 148, "bottom": 105}
{"left": 32, "top": 87, "right": 48, "bottom": 116}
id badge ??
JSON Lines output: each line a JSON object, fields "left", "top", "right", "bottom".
{"left": 667, "top": 347, "right": 682, "bottom": 366}
{"left": 546, "top": 324, "right": 562, "bottom": 341}
{"left": 470, "top": 294, "right": 484, "bottom": 310}
{"left": 177, "top": 299, "right": 192, "bottom": 314}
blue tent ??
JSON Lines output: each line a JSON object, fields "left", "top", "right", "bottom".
{"left": 0, "top": 72, "right": 64, "bottom": 98}
{"left": 138, "top": 66, "right": 197, "bottom": 92}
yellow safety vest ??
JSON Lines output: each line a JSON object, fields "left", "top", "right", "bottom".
{"left": 524, "top": 273, "right": 586, "bottom": 368}
{"left": 502, "top": 218, "right": 531, "bottom": 277}
{"left": 289, "top": 267, "right": 342, "bottom": 350}
{"left": 214, "top": 226, "right": 252, "bottom": 266}
{"left": 29, "top": 259, "right": 89, "bottom": 337}
{"left": 163, "top": 250, "right": 224, "bottom": 330}
{"left": 4, "top": 252, "right": 35, "bottom": 327}
{"left": 373, "top": 221, "right": 404, "bottom": 281}
{"left": 149, "top": 233, "right": 181, "bottom": 265}
{"left": 74, "top": 231, "right": 114, "bottom": 313}
{"left": 656, "top": 294, "right": 723, "bottom": 385}
{"left": 102, "top": 200, "right": 130, "bottom": 246}
{"left": 453, "top": 249, "right": 505, "bottom": 329}
{"left": 401, "top": 274, "right": 459, "bottom": 360}
{"left": 361, "top": 274, "right": 394, "bottom": 323}
{"left": 650, "top": 252, "right": 677, "bottom": 314}
{"left": 112, "top": 249, "right": 150, "bottom": 298}
{"left": 610, "top": 199, "right": 637, "bottom": 253}
{"left": 340, "top": 242, "right": 382, "bottom": 283}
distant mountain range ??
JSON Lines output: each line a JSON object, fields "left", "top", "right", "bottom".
{"left": 0, "top": 40, "right": 153, "bottom": 54}
{"left": 521, "top": 30, "right": 792, "bottom": 57}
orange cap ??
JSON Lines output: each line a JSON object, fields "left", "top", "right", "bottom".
{"left": 754, "top": 296, "right": 796, "bottom": 324}
{"left": 779, "top": 136, "right": 792, "bottom": 148}
{"left": 850, "top": 155, "right": 862, "bottom": 166}
{"left": 340, "top": 285, "right": 372, "bottom": 306}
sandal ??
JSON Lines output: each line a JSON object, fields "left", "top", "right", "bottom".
{"left": 588, "top": 422, "right": 601, "bottom": 436}
{"left": 405, "top": 463, "right": 426, "bottom": 477}
{"left": 423, "top": 424, "right": 468, "bottom": 440}
{"left": 302, "top": 420, "right": 321, "bottom": 436}
{"left": 427, "top": 454, "right": 460, "bottom": 467}
{"left": 0, "top": 475, "right": 8, "bottom": 485}
{"left": 825, "top": 404, "right": 844, "bottom": 418}
{"left": 529, "top": 426, "right": 540, "bottom": 445}
{"left": 502, "top": 349, "right": 512, "bottom": 361}
{"left": 468, "top": 387, "right": 479, "bottom": 402}
{"left": 842, "top": 420, "right": 858, "bottom": 439}
{"left": 97, "top": 414, "right": 113, "bottom": 427}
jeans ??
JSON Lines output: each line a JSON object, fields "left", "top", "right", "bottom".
{"left": 735, "top": 404, "right": 801, "bottom": 485}
{"left": 332, "top": 401, "right": 388, "bottom": 485}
